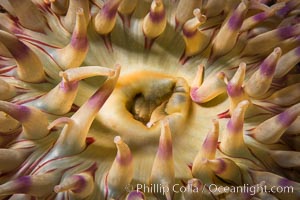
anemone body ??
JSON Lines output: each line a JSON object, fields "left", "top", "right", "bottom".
{"left": 0, "top": 0, "right": 300, "bottom": 200}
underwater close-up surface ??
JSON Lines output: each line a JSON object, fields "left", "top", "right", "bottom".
{"left": 0, "top": 0, "right": 300, "bottom": 199}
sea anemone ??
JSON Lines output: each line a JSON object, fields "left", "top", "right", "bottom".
{"left": 0, "top": 0, "right": 300, "bottom": 199}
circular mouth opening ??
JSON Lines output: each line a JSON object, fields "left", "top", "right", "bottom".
{"left": 122, "top": 73, "right": 176, "bottom": 126}
{"left": 98, "top": 71, "right": 191, "bottom": 146}
{"left": 128, "top": 89, "right": 174, "bottom": 125}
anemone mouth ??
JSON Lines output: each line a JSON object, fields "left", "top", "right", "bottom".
{"left": 97, "top": 71, "right": 191, "bottom": 146}
{"left": 124, "top": 72, "right": 176, "bottom": 125}
{"left": 130, "top": 91, "right": 170, "bottom": 124}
